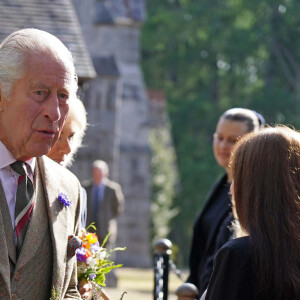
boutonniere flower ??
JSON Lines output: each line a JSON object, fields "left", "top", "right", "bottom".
{"left": 58, "top": 192, "right": 72, "bottom": 207}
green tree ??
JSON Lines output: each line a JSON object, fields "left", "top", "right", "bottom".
{"left": 142, "top": 0, "right": 300, "bottom": 265}
{"left": 150, "top": 128, "right": 179, "bottom": 242}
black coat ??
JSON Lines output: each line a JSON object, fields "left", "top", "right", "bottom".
{"left": 206, "top": 236, "right": 300, "bottom": 300}
{"left": 187, "top": 174, "right": 233, "bottom": 296}
{"left": 205, "top": 236, "right": 254, "bottom": 300}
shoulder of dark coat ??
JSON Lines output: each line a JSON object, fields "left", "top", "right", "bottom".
{"left": 193, "top": 173, "right": 229, "bottom": 224}
{"left": 219, "top": 236, "right": 250, "bottom": 258}
{"left": 105, "top": 179, "right": 122, "bottom": 190}
{"left": 81, "top": 179, "right": 93, "bottom": 188}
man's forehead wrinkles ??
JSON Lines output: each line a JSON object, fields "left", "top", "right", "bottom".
{"left": 30, "top": 81, "right": 49, "bottom": 88}
{"left": 30, "top": 78, "right": 71, "bottom": 89}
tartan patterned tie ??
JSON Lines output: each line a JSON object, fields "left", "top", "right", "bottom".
{"left": 11, "top": 161, "right": 34, "bottom": 256}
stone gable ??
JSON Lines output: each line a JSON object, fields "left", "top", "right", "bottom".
{"left": 71, "top": 0, "right": 151, "bottom": 267}
{"left": 0, "top": 0, "right": 96, "bottom": 80}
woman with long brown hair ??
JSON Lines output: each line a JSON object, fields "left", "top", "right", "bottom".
{"left": 205, "top": 126, "right": 300, "bottom": 299}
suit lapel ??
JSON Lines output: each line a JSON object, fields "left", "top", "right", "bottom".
{"left": 198, "top": 174, "right": 228, "bottom": 219}
{"left": 0, "top": 181, "right": 13, "bottom": 293}
{"left": 36, "top": 157, "right": 68, "bottom": 293}
{"left": 0, "top": 181, "right": 16, "bottom": 264}
{"left": 0, "top": 209, "right": 11, "bottom": 294}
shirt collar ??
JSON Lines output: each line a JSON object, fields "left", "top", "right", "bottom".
{"left": 0, "top": 140, "right": 36, "bottom": 174}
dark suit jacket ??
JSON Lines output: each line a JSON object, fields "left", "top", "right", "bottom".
{"left": 206, "top": 237, "right": 300, "bottom": 300}
{"left": 187, "top": 174, "right": 233, "bottom": 296}
{"left": 0, "top": 156, "right": 82, "bottom": 299}
{"left": 205, "top": 237, "right": 254, "bottom": 299}
{"left": 84, "top": 179, "right": 124, "bottom": 248}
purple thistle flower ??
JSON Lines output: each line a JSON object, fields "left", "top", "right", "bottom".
{"left": 58, "top": 192, "right": 72, "bottom": 207}
{"left": 89, "top": 273, "right": 96, "bottom": 280}
{"left": 76, "top": 247, "right": 87, "bottom": 263}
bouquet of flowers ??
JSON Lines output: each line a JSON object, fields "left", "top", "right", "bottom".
{"left": 76, "top": 223, "right": 126, "bottom": 288}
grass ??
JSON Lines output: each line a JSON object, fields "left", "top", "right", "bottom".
{"left": 105, "top": 267, "right": 188, "bottom": 300}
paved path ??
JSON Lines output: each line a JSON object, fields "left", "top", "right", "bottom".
{"left": 104, "top": 267, "right": 188, "bottom": 300}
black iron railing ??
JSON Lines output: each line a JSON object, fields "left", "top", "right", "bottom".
{"left": 153, "top": 238, "right": 199, "bottom": 300}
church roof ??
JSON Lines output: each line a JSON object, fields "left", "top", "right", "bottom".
{"left": 0, "top": 0, "right": 96, "bottom": 81}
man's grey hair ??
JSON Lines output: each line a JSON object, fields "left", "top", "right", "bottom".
{"left": 0, "top": 28, "right": 77, "bottom": 99}
{"left": 93, "top": 160, "right": 109, "bottom": 177}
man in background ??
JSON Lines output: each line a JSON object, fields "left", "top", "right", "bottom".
{"left": 84, "top": 160, "right": 124, "bottom": 287}
{"left": 85, "top": 160, "right": 124, "bottom": 247}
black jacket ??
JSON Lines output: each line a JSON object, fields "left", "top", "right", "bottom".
{"left": 206, "top": 236, "right": 300, "bottom": 300}
{"left": 205, "top": 236, "right": 254, "bottom": 300}
{"left": 187, "top": 174, "right": 233, "bottom": 296}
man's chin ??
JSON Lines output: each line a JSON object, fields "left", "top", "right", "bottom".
{"left": 27, "top": 145, "right": 54, "bottom": 158}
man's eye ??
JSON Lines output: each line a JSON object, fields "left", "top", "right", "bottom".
{"left": 34, "top": 90, "right": 45, "bottom": 96}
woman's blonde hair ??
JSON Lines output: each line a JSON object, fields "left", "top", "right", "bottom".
{"left": 63, "top": 96, "right": 87, "bottom": 167}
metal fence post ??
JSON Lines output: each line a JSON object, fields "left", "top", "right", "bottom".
{"left": 175, "top": 282, "right": 199, "bottom": 300}
{"left": 153, "top": 238, "right": 172, "bottom": 300}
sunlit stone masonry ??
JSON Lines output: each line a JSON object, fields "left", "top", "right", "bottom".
{"left": 71, "top": 0, "right": 152, "bottom": 267}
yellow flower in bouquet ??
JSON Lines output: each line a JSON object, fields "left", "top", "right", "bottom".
{"left": 86, "top": 233, "right": 98, "bottom": 245}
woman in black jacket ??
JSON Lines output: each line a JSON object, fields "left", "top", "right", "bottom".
{"left": 187, "top": 108, "right": 263, "bottom": 296}
{"left": 205, "top": 126, "right": 300, "bottom": 299}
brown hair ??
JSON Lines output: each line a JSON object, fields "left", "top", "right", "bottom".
{"left": 231, "top": 126, "right": 300, "bottom": 298}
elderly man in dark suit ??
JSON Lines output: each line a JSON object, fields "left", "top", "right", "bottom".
{"left": 0, "top": 28, "right": 82, "bottom": 299}
{"left": 84, "top": 160, "right": 124, "bottom": 287}
{"left": 85, "top": 160, "right": 124, "bottom": 248}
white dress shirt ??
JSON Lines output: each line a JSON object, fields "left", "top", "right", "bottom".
{"left": 0, "top": 141, "right": 35, "bottom": 230}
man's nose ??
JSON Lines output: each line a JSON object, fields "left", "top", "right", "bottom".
{"left": 44, "top": 93, "right": 61, "bottom": 122}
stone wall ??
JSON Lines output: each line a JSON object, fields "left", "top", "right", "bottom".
{"left": 71, "top": 0, "right": 152, "bottom": 267}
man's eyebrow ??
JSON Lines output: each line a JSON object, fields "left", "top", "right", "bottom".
{"left": 30, "top": 82, "right": 49, "bottom": 89}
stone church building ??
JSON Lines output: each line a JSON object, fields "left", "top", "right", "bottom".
{"left": 71, "top": 0, "right": 152, "bottom": 267}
